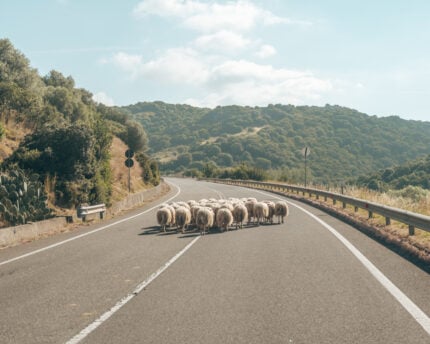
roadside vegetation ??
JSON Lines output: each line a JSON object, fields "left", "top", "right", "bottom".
{"left": 0, "top": 39, "right": 159, "bottom": 227}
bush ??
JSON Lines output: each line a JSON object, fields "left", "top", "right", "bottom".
{"left": 0, "top": 122, "right": 4, "bottom": 139}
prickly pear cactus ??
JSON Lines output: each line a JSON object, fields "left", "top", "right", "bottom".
{"left": 0, "top": 169, "right": 53, "bottom": 227}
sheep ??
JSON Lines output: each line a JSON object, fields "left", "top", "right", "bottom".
{"left": 176, "top": 201, "right": 191, "bottom": 210}
{"left": 156, "top": 207, "right": 172, "bottom": 232}
{"left": 190, "top": 205, "right": 202, "bottom": 225}
{"left": 275, "top": 201, "right": 289, "bottom": 224}
{"left": 233, "top": 204, "right": 248, "bottom": 229}
{"left": 175, "top": 206, "right": 192, "bottom": 234}
{"left": 216, "top": 208, "right": 233, "bottom": 232}
{"left": 187, "top": 200, "right": 198, "bottom": 208}
{"left": 245, "top": 199, "right": 257, "bottom": 224}
{"left": 263, "top": 200, "right": 276, "bottom": 224}
{"left": 196, "top": 207, "right": 214, "bottom": 235}
{"left": 220, "top": 202, "right": 234, "bottom": 212}
{"left": 254, "top": 202, "right": 269, "bottom": 226}
{"left": 164, "top": 204, "right": 176, "bottom": 227}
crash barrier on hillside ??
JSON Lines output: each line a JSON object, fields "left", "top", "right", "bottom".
{"left": 77, "top": 204, "right": 106, "bottom": 222}
{"left": 202, "top": 178, "right": 430, "bottom": 236}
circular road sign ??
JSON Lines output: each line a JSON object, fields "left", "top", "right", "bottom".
{"left": 125, "top": 158, "right": 134, "bottom": 168}
{"left": 125, "top": 149, "right": 134, "bottom": 158}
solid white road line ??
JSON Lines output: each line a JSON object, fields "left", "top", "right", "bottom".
{"left": 0, "top": 182, "right": 181, "bottom": 268}
{"left": 252, "top": 188, "right": 430, "bottom": 336}
{"left": 66, "top": 235, "right": 201, "bottom": 344}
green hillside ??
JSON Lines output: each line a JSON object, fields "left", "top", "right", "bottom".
{"left": 122, "top": 101, "right": 430, "bottom": 184}
{"left": 355, "top": 155, "right": 430, "bottom": 191}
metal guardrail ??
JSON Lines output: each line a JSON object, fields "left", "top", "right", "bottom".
{"left": 203, "top": 178, "right": 430, "bottom": 235}
{"left": 77, "top": 204, "right": 106, "bottom": 222}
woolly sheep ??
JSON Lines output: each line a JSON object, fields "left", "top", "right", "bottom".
{"left": 164, "top": 204, "right": 176, "bottom": 227}
{"left": 263, "top": 200, "right": 276, "bottom": 224}
{"left": 156, "top": 207, "right": 172, "bottom": 232}
{"left": 196, "top": 207, "right": 214, "bottom": 235}
{"left": 176, "top": 201, "right": 191, "bottom": 210}
{"left": 216, "top": 208, "right": 233, "bottom": 232}
{"left": 245, "top": 199, "right": 257, "bottom": 224}
{"left": 233, "top": 204, "right": 248, "bottom": 229}
{"left": 175, "top": 206, "right": 192, "bottom": 234}
{"left": 254, "top": 202, "right": 269, "bottom": 226}
{"left": 190, "top": 205, "right": 202, "bottom": 225}
{"left": 275, "top": 201, "right": 289, "bottom": 224}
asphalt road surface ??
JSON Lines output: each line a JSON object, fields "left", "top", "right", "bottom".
{"left": 0, "top": 178, "right": 429, "bottom": 343}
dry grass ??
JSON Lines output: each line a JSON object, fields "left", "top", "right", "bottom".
{"left": 110, "top": 137, "right": 148, "bottom": 202}
{"left": 0, "top": 116, "right": 31, "bottom": 162}
{"left": 200, "top": 126, "right": 265, "bottom": 145}
{"left": 304, "top": 185, "right": 430, "bottom": 253}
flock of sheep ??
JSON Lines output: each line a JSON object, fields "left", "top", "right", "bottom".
{"left": 156, "top": 197, "right": 289, "bottom": 235}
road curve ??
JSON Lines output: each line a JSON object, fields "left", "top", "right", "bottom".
{"left": 0, "top": 178, "right": 429, "bottom": 343}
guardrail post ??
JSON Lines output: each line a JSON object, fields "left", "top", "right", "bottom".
{"left": 324, "top": 196, "right": 328, "bottom": 201}
{"left": 409, "top": 225, "right": 415, "bottom": 236}
{"left": 333, "top": 199, "right": 337, "bottom": 205}
{"left": 368, "top": 211, "right": 373, "bottom": 219}
{"left": 385, "top": 217, "right": 391, "bottom": 226}
{"left": 354, "top": 206, "right": 358, "bottom": 212}
{"left": 316, "top": 194, "right": 319, "bottom": 200}
{"left": 342, "top": 202, "right": 346, "bottom": 209}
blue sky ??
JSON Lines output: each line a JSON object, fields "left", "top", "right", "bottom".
{"left": 1, "top": 0, "right": 429, "bottom": 121}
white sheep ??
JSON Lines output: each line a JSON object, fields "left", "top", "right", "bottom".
{"left": 275, "top": 201, "right": 289, "bottom": 224}
{"left": 176, "top": 201, "right": 191, "bottom": 210}
{"left": 190, "top": 205, "right": 202, "bottom": 225}
{"left": 254, "top": 202, "right": 269, "bottom": 226}
{"left": 263, "top": 200, "right": 276, "bottom": 224}
{"left": 245, "top": 199, "right": 257, "bottom": 224}
{"left": 196, "top": 207, "right": 214, "bottom": 235}
{"left": 216, "top": 208, "right": 233, "bottom": 232}
{"left": 156, "top": 207, "right": 172, "bottom": 232}
{"left": 164, "top": 204, "right": 176, "bottom": 227}
{"left": 233, "top": 204, "right": 248, "bottom": 229}
{"left": 175, "top": 206, "right": 192, "bottom": 234}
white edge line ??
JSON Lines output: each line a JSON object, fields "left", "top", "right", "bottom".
{"left": 249, "top": 188, "right": 430, "bottom": 336}
{"left": 0, "top": 182, "right": 181, "bottom": 267}
{"left": 66, "top": 235, "right": 200, "bottom": 344}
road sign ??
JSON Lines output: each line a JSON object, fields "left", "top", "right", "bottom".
{"left": 125, "top": 158, "right": 134, "bottom": 168}
{"left": 301, "top": 147, "right": 311, "bottom": 158}
{"left": 125, "top": 149, "right": 134, "bottom": 158}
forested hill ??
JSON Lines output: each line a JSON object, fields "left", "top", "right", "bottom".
{"left": 355, "top": 155, "right": 430, "bottom": 191}
{"left": 122, "top": 101, "right": 430, "bottom": 183}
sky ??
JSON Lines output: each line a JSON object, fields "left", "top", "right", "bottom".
{"left": 1, "top": 0, "right": 429, "bottom": 121}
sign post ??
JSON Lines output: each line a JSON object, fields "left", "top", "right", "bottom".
{"left": 301, "top": 147, "right": 311, "bottom": 187}
{"left": 125, "top": 149, "right": 134, "bottom": 193}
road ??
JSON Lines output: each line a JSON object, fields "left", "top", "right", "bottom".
{"left": 0, "top": 178, "right": 429, "bottom": 343}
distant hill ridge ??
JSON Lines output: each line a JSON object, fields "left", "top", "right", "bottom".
{"left": 122, "top": 101, "right": 430, "bottom": 184}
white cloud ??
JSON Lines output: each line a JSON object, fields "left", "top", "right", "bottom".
{"left": 255, "top": 44, "right": 276, "bottom": 58}
{"left": 194, "top": 30, "right": 251, "bottom": 53}
{"left": 133, "top": 0, "right": 299, "bottom": 33}
{"left": 93, "top": 92, "right": 115, "bottom": 106}
{"left": 112, "top": 48, "right": 209, "bottom": 84}
{"left": 200, "top": 59, "right": 332, "bottom": 106}
{"left": 111, "top": 50, "right": 332, "bottom": 107}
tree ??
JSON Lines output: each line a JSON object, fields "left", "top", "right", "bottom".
{"left": 123, "top": 120, "right": 148, "bottom": 152}
{"left": 216, "top": 153, "right": 234, "bottom": 167}
{"left": 43, "top": 70, "right": 75, "bottom": 89}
